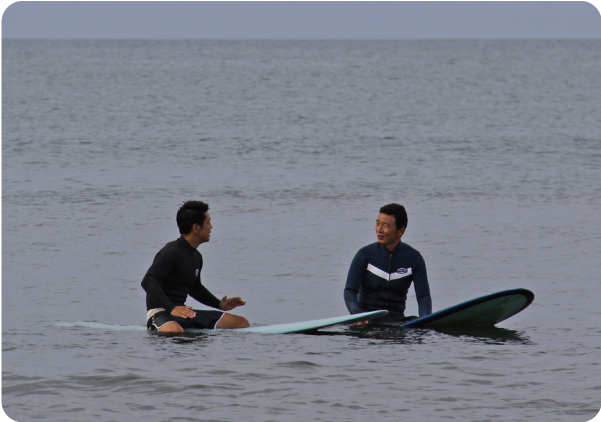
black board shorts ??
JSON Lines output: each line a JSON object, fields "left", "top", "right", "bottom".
{"left": 147, "top": 309, "right": 224, "bottom": 330}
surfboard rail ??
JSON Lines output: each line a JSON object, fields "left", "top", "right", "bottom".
{"left": 239, "top": 310, "right": 389, "bottom": 334}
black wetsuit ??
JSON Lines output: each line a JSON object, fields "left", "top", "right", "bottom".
{"left": 141, "top": 236, "right": 221, "bottom": 315}
{"left": 344, "top": 242, "right": 432, "bottom": 322}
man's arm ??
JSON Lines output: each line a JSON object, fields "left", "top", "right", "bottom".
{"left": 189, "top": 279, "right": 221, "bottom": 309}
{"left": 141, "top": 274, "right": 176, "bottom": 314}
{"left": 413, "top": 253, "right": 432, "bottom": 317}
{"left": 189, "top": 279, "right": 246, "bottom": 311}
{"left": 141, "top": 249, "right": 177, "bottom": 314}
{"left": 344, "top": 289, "right": 363, "bottom": 314}
{"left": 344, "top": 250, "right": 367, "bottom": 315}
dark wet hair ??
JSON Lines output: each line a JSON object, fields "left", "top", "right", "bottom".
{"left": 379, "top": 203, "right": 408, "bottom": 230}
{"left": 176, "top": 201, "right": 209, "bottom": 234}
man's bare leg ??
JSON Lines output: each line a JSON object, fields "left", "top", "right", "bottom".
{"left": 158, "top": 321, "right": 184, "bottom": 333}
{"left": 216, "top": 313, "right": 250, "bottom": 329}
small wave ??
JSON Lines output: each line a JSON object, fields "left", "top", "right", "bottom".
{"left": 56, "top": 322, "right": 146, "bottom": 331}
{"left": 276, "top": 361, "right": 322, "bottom": 368}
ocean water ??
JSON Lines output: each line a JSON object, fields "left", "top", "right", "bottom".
{"left": 2, "top": 40, "right": 601, "bottom": 422}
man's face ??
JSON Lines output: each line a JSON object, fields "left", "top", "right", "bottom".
{"left": 375, "top": 213, "right": 405, "bottom": 246}
{"left": 195, "top": 212, "right": 212, "bottom": 244}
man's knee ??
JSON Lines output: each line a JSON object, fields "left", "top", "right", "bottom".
{"left": 216, "top": 314, "right": 250, "bottom": 329}
{"left": 158, "top": 321, "right": 184, "bottom": 332}
{"left": 235, "top": 316, "right": 250, "bottom": 328}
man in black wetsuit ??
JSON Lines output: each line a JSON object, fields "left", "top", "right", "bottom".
{"left": 141, "top": 201, "right": 249, "bottom": 332}
{"left": 344, "top": 203, "right": 432, "bottom": 324}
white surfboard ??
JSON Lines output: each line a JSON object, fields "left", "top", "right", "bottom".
{"left": 56, "top": 310, "right": 389, "bottom": 334}
{"left": 237, "top": 310, "right": 389, "bottom": 334}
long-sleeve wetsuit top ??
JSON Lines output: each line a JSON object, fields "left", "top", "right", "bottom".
{"left": 141, "top": 236, "right": 221, "bottom": 315}
{"left": 344, "top": 242, "right": 432, "bottom": 320}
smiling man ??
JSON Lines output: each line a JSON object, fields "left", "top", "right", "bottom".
{"left": 344, "top": 203, "right": 432, "bottom": 323}
{"left": 141, "top": 200, "right": 249, "bottom": 332}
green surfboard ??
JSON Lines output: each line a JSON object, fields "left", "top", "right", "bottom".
{"left": 400, "top": 289, "right": 534, "bottom": 328}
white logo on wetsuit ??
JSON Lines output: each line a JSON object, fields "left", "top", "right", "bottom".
{"left": 367, "top": 264, "right": 412, "bottom": 281}
{"left": 195, "top": 269, "right": 199, "bottom": 277}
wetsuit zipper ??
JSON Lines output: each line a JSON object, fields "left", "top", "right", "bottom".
{"left": 386, "top": 252, "right": 392, "bottom": 309}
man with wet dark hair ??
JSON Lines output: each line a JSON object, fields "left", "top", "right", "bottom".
{"left": 344, "top": 203, "right": 432, "bottom": 324}
{"left": 141, "top": 201, "right": 249, "bottom": 332}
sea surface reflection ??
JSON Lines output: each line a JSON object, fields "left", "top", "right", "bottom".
{"left": 313, "top": 324, "right": 534, "bottom": 345}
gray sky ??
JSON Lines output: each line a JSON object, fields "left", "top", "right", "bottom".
{"left": 2, "top": 1, "right": 601, "bottom": 39}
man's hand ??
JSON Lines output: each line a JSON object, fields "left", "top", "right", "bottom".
{"left": 171, "top": 306, "right": 196, "bottom": 318}
{"left": 352, "top": 320, "right": 369, "bottom": 326}
{"left": 219, "top": 295, "right": 246, "bottom": 311}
